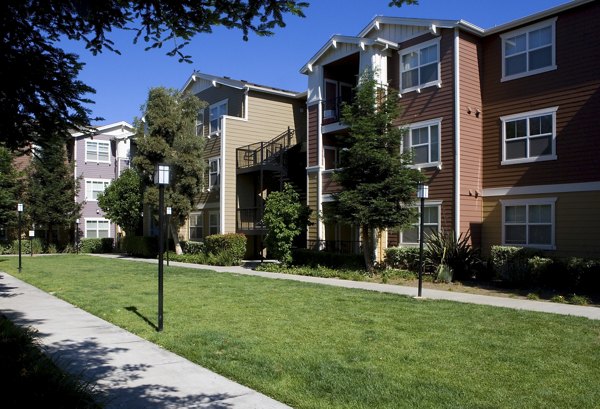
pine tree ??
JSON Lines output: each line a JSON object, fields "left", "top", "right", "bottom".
{"left": 0, "top": 147, "right": 21, "bottom": 237}
{"left": 26, "top": 138, "right": 82, "bottom": 246}
{"left": 133, "top": 87, "right": 206, "bottom": 254}
{"left": 333, "top": 69, "right": 423, "bottom": 272}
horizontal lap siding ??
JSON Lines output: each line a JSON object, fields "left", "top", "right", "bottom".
{"left": 307, "top": 105, "right": 319, "bottom": 167}
{"left": 459, "top": 32, "right": 484, "bottom": 245}
{"left": 482, "top": 2, "right": 600, "bottom": 189}
{"left": 224, "top": 93, "right": 302, "bottom": 233}
{"left": 307, "top": 174, "right": 318, "bottom": 242}
{"left": 322, "top": 173, "right": 341, "bottom": 194}
{"left": 396, "top": 29, "right": 455, "bottom": 233}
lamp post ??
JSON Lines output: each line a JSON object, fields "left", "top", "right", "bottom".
{"left": 17, "top": 203, "right": 23, "bottom": 272}
{"left": 417, "top": 183, "right": 429, "bottom": 298}
{"left": 29, "top": 229, "right": 34, "bottom": 257}
{"left": 75, "top": 219, "right": 80, "bottom": 254}
{"left": 154, "top": 163, "right": 170, "bottom": 332}
{"left": 166, "top": 207, "right": 172, "bottom": 267}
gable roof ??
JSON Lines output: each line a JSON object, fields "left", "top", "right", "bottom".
{"left": 71, "top": 121, "right": 135, "bottom": 139}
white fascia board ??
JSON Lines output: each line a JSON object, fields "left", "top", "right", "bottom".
{"left": 484, "top": 0, "right": 594, "bottom": 36}
{"left": 71, "top": 121, "right": 135, "bottom": 138}
{"left": 358, "top": 16, "right": 483, "bottom": 38}
{"left": 244, "top": 84, "right": 302, "bottom": 98}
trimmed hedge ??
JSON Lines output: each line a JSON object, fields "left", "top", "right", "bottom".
{"left": 121, "top": 236, "right": 158, "bottom": 258}
{"left": 180, "top": 240, "right": 205, "bottom": 255}
{"left": 80, "top": 238, "right": 113, "bottom": 254}
{"left": 11, "top": 238, "right": 44, "bottom": 255}
{"left": 384, "top": 247, "right": 421, "bottom": 272}
{"left": 489, "top": 245, "right": 600, "bottom": 293}
{"left": 291, "top": 248, "right": 365, "bottom": 270}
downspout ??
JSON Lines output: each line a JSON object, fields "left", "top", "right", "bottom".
{"left": 454, "top": 27, "right": 461, "bottom": 240}
{"left": 317, "top": 99, "right": 323, "bottom": 246}
{"left": 220, "top": 119, "right": 226, "bottom": 234}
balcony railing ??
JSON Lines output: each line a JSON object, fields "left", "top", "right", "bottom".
{"left": 237, "top": 207, "right": 265, "bottom": 232}
{"left": 322, "top": 96, "right": 354, "bottom": 125}
{"left": 306, "top": 239, "right": 361, "bottom": 255}
{"left": 237, "top": 128, "right": 295, "bottom": 170}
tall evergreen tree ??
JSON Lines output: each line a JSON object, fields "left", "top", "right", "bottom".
{"left": 133, "top": 87, "right": 206, "bottom": 254}
{"left": 97, "top": 168, "right": 143, "bottom": 237}
{"left": 0, "top": 147, "right": 21, "bottom": 238}
{"left": 26, "top": 138, "right": 82, "bottom": 246}
{"left": 333, "top": 69, "right": 423, "bottom": 272}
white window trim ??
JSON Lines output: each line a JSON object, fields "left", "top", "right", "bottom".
{"left": 403, "top": 117, "right": 442, "bottom": 169}
{"left": 209, "top": 99, "right": 228, "bottom": 136}
{"left": 500, "top": 197, "right": 556, "bottom": 250}
{"left": 208, "top": 157, "right": 220, "bottom": 188}
{"left": 500, "top": 106, "right": 558, "bottom": 166}
{"left": 196, "top": 110, "right": 205, "bottom": 137}
{"left": 84, "top": 217, "right": 111, "bottom": 238}
{"left": 399, "top": 201, "right": 442, "bottom": 246}
{"left": 84, "top": 178, "right": 111, "bottom": 202}
{"left": 85, "top": 140, "right": 111, "bottom": 164}
{"left": 323, "top": 145, "right": 339, "bottom": 173}
{"left": 399, "top": 37, "right": 441, "bottom": 94}
{"left": 501, "top": 18, "right": 557, "bottom": 82}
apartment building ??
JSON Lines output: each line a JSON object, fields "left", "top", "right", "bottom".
{"left": 301, "top": 0, "right": 600, "bottom": 259}
{"left": 71, "top": 121, "right": 135, "bottom": 240}
{"left": 180, "top": 72, "right": 306, "bottom": 257}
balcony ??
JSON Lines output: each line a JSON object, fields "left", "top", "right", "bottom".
{"left": 237, "top": 128, "right": 295, "bottom": 172}
{"left": 237, "top": 207, "right": 265, "bottom": 233}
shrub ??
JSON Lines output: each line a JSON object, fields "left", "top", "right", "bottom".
{"left": 169, "top": 253, "right": 209, "bottom": 264}
{"left": 426, "top": 231, "right": 481, "bottom": 281}
{"left": 12, "top": 238, "right": 44, "bottom": 255}
{"left": 291, "top": 248, "right": 365, "bottom": 270}
{"left": 204, "top": 234, "right": 246, "bottom": 266}
{"left": 384, "top": 247, "right": 420, "bottom": 271}
{"left": 80, "top": 238, "right": 113, "bottom": 254}
{"left": 255, "top": 263, "right": 367, "bottom": 281}
{"left": 568, "top": 294, "right": 590, "bottom": 306}
{"left": 121, "top": 236, "right": 158, "bottom": 258}
{"left": 181, "top": 240, "right": 205, "bottom": 255}
{"left": 489, "top": 246, "right": 542, "bottom": 285}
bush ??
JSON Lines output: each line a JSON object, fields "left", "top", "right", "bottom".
{"left": 121, "top": 236, "right": 158, "bottom": 258}
{"left": 169, "top": 253, "right": 209, "bottom": 264}
{"left": 489, "top": 246, "right": 542, "bottom": 285}
{"left": 426, "top": 231, "right": 481, "bottom": 281}
{"left": 384, "top": 247, "right": 421, "bottom": 272}
{"left": 11, "top": 238, "right": 44, "bottom": 255}
{"left": 80, "top": 238, "right": 113, "bottom": 254}
{"left": 181, "top": 240, "right": 205, "bottom": 255}
{"left": 204, "top": 234, "right": 246, "bottom": 266}
{"left": 291, "top": 248, "right": 365, "bottom": 270}
{"left": 255, "top": 262, "right": 368, "bottom": 281}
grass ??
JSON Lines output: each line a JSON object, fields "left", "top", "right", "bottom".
{"left": 1, "top": 255, "right": 599, "bottom": 408}
{"left": 0, "top": 314, "right": 102, "bottom": 408}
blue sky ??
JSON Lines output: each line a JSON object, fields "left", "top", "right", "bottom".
{"left": 60, "top": 0, "right": 569, "bottom": 125}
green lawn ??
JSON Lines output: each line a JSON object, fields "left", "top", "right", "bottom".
{"left": 1, "top": 255, "right": 599, "bottom": 408}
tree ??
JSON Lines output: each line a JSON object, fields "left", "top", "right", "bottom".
{"left": 133, "top": 87, "right": 205, "bottom": 255}
{"left": 97, "top": 168, "right": 143, "bottom": 237}
{"left": 0, "top": 0, "right": 417, "bottom": 151}
{"left": 26, "top": 138, "right": 82, "bottom": 246}
{"left": 332, "top": 69, "right": 423, "bottom": 273}
{"left": 263, "top": 183, "right": 311, "bottom": 265}
{"left": 0, "top": 147, "right": 22, "bottom": 237}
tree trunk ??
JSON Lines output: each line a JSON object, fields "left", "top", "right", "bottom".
{"left": 170, "top": 219, "right": 183, "bottom": 255}
{"left": 361, "top": 225, "right": 374, "bottom": 274}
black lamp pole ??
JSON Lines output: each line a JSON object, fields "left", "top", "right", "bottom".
{"left": 166, "top": 207, "right": 171, "bottom": 267}
{"left": 417, "top": 183, "right": 428, "bottom": 298}
{"left": 76, "top": 219, "right": 80, "bottom": 254}
{"left": 155, "top": 163, "right": 170, "bottom": 332}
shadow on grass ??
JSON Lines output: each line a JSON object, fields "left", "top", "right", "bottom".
{"left": 125, "top": 306, "right": 159, "bottom": 332}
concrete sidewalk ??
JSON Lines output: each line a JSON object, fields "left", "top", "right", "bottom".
{"left": 95, "top": 254, "right": 600, "bottom": 320}
{"left": 0, "top": 272, "right": 291, "bottom": 409}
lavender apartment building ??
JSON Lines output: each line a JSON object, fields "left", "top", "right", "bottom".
{"left": 70, "top": 121, "right": 135, "bottom": 241}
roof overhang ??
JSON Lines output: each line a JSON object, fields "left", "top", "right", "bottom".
{"left": 71, "top": 121, "right": 135, "bottom": 139}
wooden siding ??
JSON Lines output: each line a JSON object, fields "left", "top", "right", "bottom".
{"left": 322, "top": 172, "right": 341, "bottom": 194}
{"left": 364, "top": 23, "right": 428, "bottom": 44}
{"left": 459, "top": 32, "right": 484, "bottom": 245}
{"left": 482, "top": 191, "right": 600, "bottom": 258}
{"left": 223, "top": 92, "right": 303, "bottom": 233}
{"left": 482, "top": 1, "right": 600, "bottom": 189}
{"left": 307, "top": 104, "right": 319, "bottom": 167}
{"left": 395, "top": 29, "right": 456, "bottom": 234}
{"left": 307, "top": 174, "right": 318, "bottom": 242}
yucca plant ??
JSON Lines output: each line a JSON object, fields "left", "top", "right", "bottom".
{"left": 426, "top": 230, "right": 481, "bottom": 281}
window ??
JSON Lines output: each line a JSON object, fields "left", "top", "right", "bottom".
{"left": 323, "top": 146, "right": 343, "bottom": 170}
{"left": 208, "top": 157, "right": 220, "bottom": 187}
{"left": 189, "top": 212, "right": 203, "bottom": 240}
{"left": 209, "top": 211, "right": 219, "bottom": 235}
{"left": 86, "top": 140, "right": 110, "bottom": 163}
{"left": 196, "top": 110, "right": 205, "bottom": 137}
{"left": 85, "top": 179, "right": 110, "bottom": 201}
{"left": 501, "top": 107, "right": 557, "bottom": 165}
{"left": 85, "top": 218, "right": 110, "bottom": 238}
{"left": 399, "top": 204, "right": 440, "bottom": 244}
{"left": 502, "top": 198, "right": 555, "bottom": 249}
{"left": 502, "top": 19, "right": 556, "bottom": 81}
{"left": 209, "top": 100, "right": 227, "bottom": 135}
{"left": 403, "top": 119, "right": 441, "bottom": 167}
{"left": 400, "top": 38, "right": 440, "bottom": 92}
{"left": 323, "top": 80, "right": 353, "bottom": 121}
